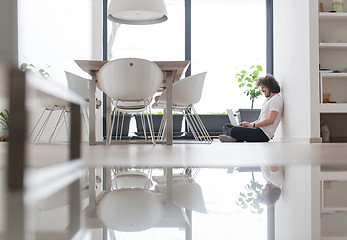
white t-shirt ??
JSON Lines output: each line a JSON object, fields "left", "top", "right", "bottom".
{"left": 259, "top": 93, "right": 283, "bottom": 139}
{"left": 261, "top": 166, "right": 284, "bottom": 188}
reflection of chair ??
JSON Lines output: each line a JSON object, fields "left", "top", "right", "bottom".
{"left": 28, "top": 92, "right": 70, "bottom": 143}
{"left": 98, "top": 58, "right": 163, "bottom": 144}
{"left": 113, "top": 170, "right": 153, "bottom": 190}
{"left": 152, "top": 72, "right": 211, "bottom": 143}
{"left": 65, "top": 71, "right": 91, "bottom": 136}
{"left": 153, "top": 173, "right": 207, "bottom": 213}
{"left": 98, "top": 189, "right": 164, "bottom": 232}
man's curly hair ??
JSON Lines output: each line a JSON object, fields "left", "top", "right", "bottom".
{"left": 257, "top": 183, "right": 282, "bottom": 207}
{"left": 256, "top": 74, "right": 281, "bottom": 94}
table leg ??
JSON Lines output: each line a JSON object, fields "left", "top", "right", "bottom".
{"left": 88, "top": 167, "right": 96, "bottom": 217}
{"left": 106, "top": 96, "right": 112, "bottom": 143}
{"left": 165, "top": 71, "right": 173, "bottom": 145}
{"left": 89, "top": 78, "right": 96, "bottom": 145}
{"left": 166, "top": 167, "right": 173, "bottom": 213}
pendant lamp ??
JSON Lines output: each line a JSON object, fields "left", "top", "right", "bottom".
{"left": 108, "top": 0, "right": 168, "bottom": 25}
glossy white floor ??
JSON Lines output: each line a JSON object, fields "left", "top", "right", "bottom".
{"left": 1, "top": 140, "right": 347, "bottom": 240}
{"left": 1, "top": 140, "right": 346, "bottom": 168}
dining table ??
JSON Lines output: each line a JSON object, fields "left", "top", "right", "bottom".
{"left": 75, "top": 59, "right": 190, "bottom": 145}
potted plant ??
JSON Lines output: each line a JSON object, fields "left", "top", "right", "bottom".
{"left": 236, "top": 172, "right": 264, "bottom": 214}
{"left": 235, "top": 65, "right": 263, "bottom": 122}
{"left": 103, "top": 109, "right": 132, "bottom": 138}
{"left": 0, "top": 109, "right": 9, "bottom": 140}
{"left": 19, "top": 62, "right": 50, "bottom": 78}
{"left": 187, "top": 112, "right": 229, "bottom": 138}
{"left": 134, "top": 112, "right": 183, "bottom": 138}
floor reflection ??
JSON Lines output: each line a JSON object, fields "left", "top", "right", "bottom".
{"left": 3, "top": 163, "right": 347, "bottom": 240}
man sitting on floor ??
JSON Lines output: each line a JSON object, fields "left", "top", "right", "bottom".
{"left": 219, "top": 74, "right": 283, "bottom": 142}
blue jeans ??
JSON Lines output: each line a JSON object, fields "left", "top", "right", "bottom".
{"left": 222, "top": 123, "right": 270, "bottom": 142}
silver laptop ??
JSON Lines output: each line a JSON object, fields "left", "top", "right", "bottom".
{"left": 226, "top": 109, "right": 238, "bottom": 126}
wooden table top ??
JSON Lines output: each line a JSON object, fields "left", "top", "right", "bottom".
{"left": 75, "top": 59, "right": 190, "bottom": 88}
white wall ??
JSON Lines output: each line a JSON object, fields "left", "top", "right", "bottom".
{"left": 275, "top": 165, "right": 321, "bottom": 240}
{"left": 18, "top": 0, "right": 104, "bottom": 142}
{"left": 274, "top": 0, "right": 319, "bottom": 141}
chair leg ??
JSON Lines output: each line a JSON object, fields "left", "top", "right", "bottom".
{"left": 82, "top": 106, "right": 89, "bottom": 137}
{"left": 188, "top": 108, "right": 208, "bottom": 142}
{"left": 140, "top": 114, "right": 147, "bottom": 140}
{"left": 48, "top": 109, "right": 65, "bottom": 143}
{"left": 108, "top": 110, "right": 117, "bottom": 145}
{"left": 28, "top": 109, "right": 46, "bottom": 141}
{"left": 115, "top": 113, "right": 120, "bottom": 141}
{"left": 184, "top": 111, "right": 200, "bottom": 141}
{"left": 184, "top": 107, "right": 212, "bottom": 143}
{"left": 190, "top": 106, "right": 212, "bottom": 143}
{"left": 157, "top": 111, "right": 167, "bottom": 141}
{"left": 148, "top": 108, "right": 156, "bottom": 140}
{"left": 119, "top": 114, "right": 125, "bottom": 141}
{"left": 62, "top": 109, "right": 70, "bottom": 140}
{"left": 34, "top": 109, "right": 54, "bottom": 143}
{"left": 145, "top": 107, "right": 156, "bottom": 146}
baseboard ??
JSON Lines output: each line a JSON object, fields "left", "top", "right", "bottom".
{"left": 272, "top": 137, "right": 318, "bottom": 143}
{"left": 310, "top": 137, "right": 322, "bottom": 143}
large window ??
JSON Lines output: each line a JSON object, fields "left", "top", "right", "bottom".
{"left": 18, "top": 0, "right": 97, "bottom": 141}
{"left": 108, "top": 0, "right": 185, "bottom": 61}
{"left": 18, "top": 0, "right": 94, "bottom": 85}
{"left": 191, "top": 0, "right": 267, "bottom": 113}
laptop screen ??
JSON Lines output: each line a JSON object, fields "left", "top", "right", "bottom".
{"left": 226, "top": 109, "right": 238, "bottom": 125}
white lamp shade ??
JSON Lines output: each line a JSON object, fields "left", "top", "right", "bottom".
{"left": 172, "top": 181, "right": 207, "bottom": 214}
{"left": 97, "top": 189, "right": 164, "bottom": 232}
{"left": 108, "top": 0, "right": 168, "bottom": 25}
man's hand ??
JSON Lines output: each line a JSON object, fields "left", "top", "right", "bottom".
{"left": 240, "top": 121, "right": 253, "bottom": 128}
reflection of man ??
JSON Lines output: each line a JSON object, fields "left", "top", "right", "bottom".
{"left": 257, "top": 166, "right": 283, "bottom": 206}
{"left": 219, "top": 74, "right": 283, "bottom": 142}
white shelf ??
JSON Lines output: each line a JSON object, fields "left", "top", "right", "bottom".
{"left": 320, "top": 12, "right": 347, "bottom": 21}
{"left": 320, "top": 43, "right": 347, "bottom": 49}
{"left": 322, "top": 208, "right": 347, "bottom": 213}
{"left": 319, "top": 104, "right": 347, "bottom": 113}
{"left": 320, "top": 171, "right": 347, "bottom": 181}
{"left": 320, "top": 72, "right": 347, "bottom": 78}
{"left": 322, "top": 235, "right": 347, "bottom": 240}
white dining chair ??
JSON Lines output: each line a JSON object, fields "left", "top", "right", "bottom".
{"left": 65, "top": 71, "right": 93, "bottom": 136}
{"left": 98, "top": 58, "right": 163, "bottom": 145}
{"left": 152, "top": 72, "right": 212, "bottom": 143}
{"left": 28, "top": 91, "right": 70, "bottom": 143}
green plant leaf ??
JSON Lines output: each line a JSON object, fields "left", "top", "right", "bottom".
{"left": 19, "top": 63, "right": 28, "bottom": 71}
{"left": 240, "top": 192, "right": 246, "bottom": 197}
{"left": 256, "top": 65, "right": 263, "bottom": 71}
